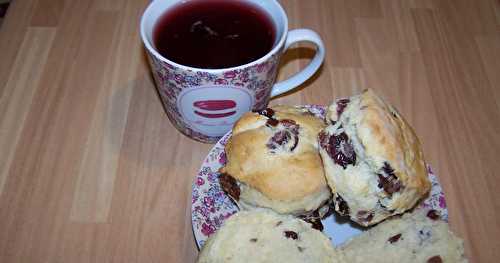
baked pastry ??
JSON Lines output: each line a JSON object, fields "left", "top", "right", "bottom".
{"left": 219, "top": 105, "right": 331, "bottom": 217}
{"left": 197, "top": 210, "right": 343, "bottom": 263}
{"left": 318, "top": 89, "right": 430, "bottom": 226}
{"left": 340, "top": 209, "right": 468, "bottom": 263}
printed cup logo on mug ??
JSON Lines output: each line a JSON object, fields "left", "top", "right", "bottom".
{"left": 140, "top": 0, "right": 325, "bottom": 143}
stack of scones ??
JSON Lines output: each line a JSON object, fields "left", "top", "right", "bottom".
{"left": 197, "top": 90, "right": 468, "bottom": 263}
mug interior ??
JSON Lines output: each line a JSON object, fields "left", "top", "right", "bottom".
{"left": 140, "top": 0, "right": 288, "bottom": 72}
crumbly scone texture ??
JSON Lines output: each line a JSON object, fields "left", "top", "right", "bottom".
{"left": 318, "top": 89, "right": 430, "bottom": 226}
{"left": 340, "top": 209, "right": 468, "bottom": 263}
{"left": 221, "top": 105, "right": 330, "bottom": 214}
{"left": 197, "top": 210, "right": 343, "bottom": 263}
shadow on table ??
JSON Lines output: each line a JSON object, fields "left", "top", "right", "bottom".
{"left": 272, "top": 46, "right": 324, "bottom": 100}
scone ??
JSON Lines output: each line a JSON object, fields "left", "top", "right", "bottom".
{"left": 318, "top": 89, "right": 430, "bottom": 226}
{"left": 220, "top": 105, "right": 331, "bottom": 217}
{"left": 340, "top": 209, "right": 468, "bottom": 263}
{"left": 197, "top": 210, "right": 343, "bottom": 263}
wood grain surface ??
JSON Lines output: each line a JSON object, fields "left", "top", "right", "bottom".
{"left": 0, "top": 0, "right": 499, "bottom": 262}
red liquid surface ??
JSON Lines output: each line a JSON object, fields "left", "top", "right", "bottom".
{"left": 153, "top": 0, "right": 276, "bottom": 69}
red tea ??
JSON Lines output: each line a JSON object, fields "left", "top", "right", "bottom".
{"left": 153, "top": 0, "right": 276, "bottom": 69}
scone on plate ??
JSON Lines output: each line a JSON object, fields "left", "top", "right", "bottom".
{"left": 318, "top": 89, "right": 430, "bottom": 226}
{"left": 197, "top": 210, "right": 343, "bottom": 263}
{"left": 219, "top": 105, "right": 331, "bottom": 217}
{"left": 340, "top": 209, "right": 468, "bottom": 263}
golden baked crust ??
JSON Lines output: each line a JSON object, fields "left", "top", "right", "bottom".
{"left": 221, "top": 105, "right": 328, "bottom": 207}
{"left": 356, "top": 89, "right": 430, "bottom": 197}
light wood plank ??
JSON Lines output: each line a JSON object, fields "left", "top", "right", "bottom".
{"left": 407, "top": 0, "right": 436, "bottom": 9}
{"left": 413, "top": 8, "right": 500, "bottom": 261}
{"left": 0, "top": 27, "right": 56, "bottom": 195}
{"left": 355, "top": 17, "right": 400, "bottom": 96}
{"left": 0, "top": 1, "right": 97, "bottom": 261}
{"left": 69, "top": 4, "right": 141, "bottom": 222}
{"left": 92, "top": 0, "right": 127, "bottom": 11}
{"left": 494, "top": 0, "right": 500, "bottom": 30}
{"left": 318, "top": 0, "right": 362, "bottom": 67}
{"left": 353, "top": 0, "right": 383, "bottom": 18}
{"left": 30, "top": 0, "right": 66, "bottom": 27}
{"left": 0, "top": 0, "right": 37, "bottom": 97}
{"left": 383, "top": 0, "right": 423, "bottom": 53}
{"left": 475, "top": 35, "right": 500, "bottom": 111}
{"left": 328, "top": 67, "right": 366, "bottom": 97}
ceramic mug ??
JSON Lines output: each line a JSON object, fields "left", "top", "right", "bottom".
{"left": 140, "top": 0, "right": 325, "bottom": 143}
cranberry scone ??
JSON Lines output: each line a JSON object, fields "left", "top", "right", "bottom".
{"left": 197, "top": 210, "right": 344, "bottom": 263}
{"left": 318, "top": 89, "right": 431, "bottom": 226}
{"left": 340, "top": 209, "right": 468, "bottom": 263}
{"left": 219, "top": 105, "right": 331, "bottom": 218}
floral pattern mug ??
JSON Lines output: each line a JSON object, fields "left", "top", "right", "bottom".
{"left": 140, "top": 0, "right": 325, "bottom": 143}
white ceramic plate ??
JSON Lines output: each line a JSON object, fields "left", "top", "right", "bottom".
{"left": 191, "top": 105, "right": 448, "bottom": 249}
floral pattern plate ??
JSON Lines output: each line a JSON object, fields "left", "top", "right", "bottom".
{"left": 191, "top": 105, "right": 448, "bottom": 249}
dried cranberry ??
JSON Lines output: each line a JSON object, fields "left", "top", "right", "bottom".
{"left": 364, "top": 213, "right": 374, "bottom": 222}
{"left": 266, "top": 118, "right": 279, "bottom": 127}
{"left": 318, "top": 132, "right": 356, "bottom": 169}
{"left": 267, "top": 130, "right": 291, "bottom": 150}
{"left": 257, "top": 108, "right": 274, "bottom": 118}
{"left": 427, "top": 255, "right": 442, "bottom": 263}
{"left": 426, "top": 210, "right": 440, "bottom": 220}
{"left": 318, "top": 131, "right": 328, "bottom": 141}
{"left": 328, "top": 132, "right": 356, "bottom": 169}
{"left": 280, "top": 119, "right": 300, "bottom": 135}
{"left": 388, "top": 233, "right": 402, "bottom": 243}
{"left": 377, "top": 174, "right": 401, "bottom": 195}
{"left": 280, "top": 119, "right": 297, "bottom": 126}
{"left": 266, "top": 121, "right": 300, "bottom": 152}
{"left": 336, "top": 99, "right": 350, "bottom": 116}
{"left": 219, "top": 173, "right": 240, "bottom": 201}
{"left": 284, "top": 231, "right": 298, "bottom": 240}
{"left": 335, "top": 195, "right": 350, "bottom": 216}
{"left": 377, "top": 163, "right": 401, "bottom": 195}
{"left": 357, "top": 210, "right": 374, "bottom": 222}
{"left": 318, "top": 131, "right": 329, "bottom": 149}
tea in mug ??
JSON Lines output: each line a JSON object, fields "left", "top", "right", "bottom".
{"left": 153, "top": 0, "right": 276, "bottom": 69}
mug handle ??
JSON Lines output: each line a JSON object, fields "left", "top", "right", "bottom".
{"left": 270, "top": 29, "right": 325, "bottom": 98}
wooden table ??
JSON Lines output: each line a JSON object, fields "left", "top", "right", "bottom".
{"left": 0, "top": 0, "right": 498, "bottom": 262}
